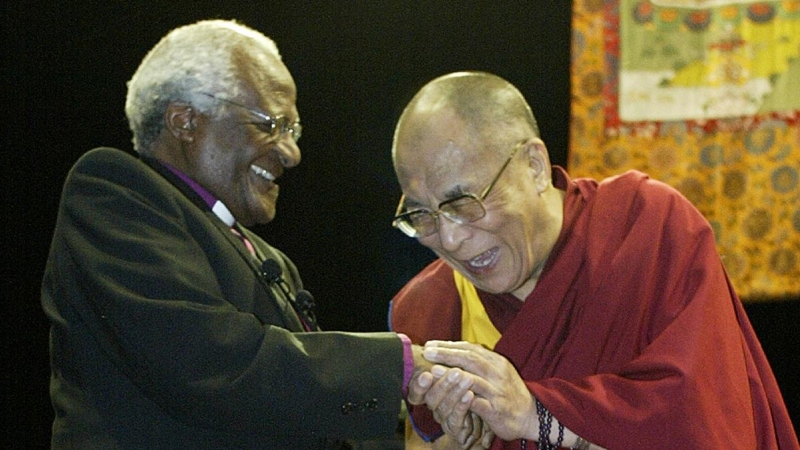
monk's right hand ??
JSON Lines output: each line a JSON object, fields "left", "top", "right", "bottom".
{"left": 422, "top": 340, "right": 537, "bottom": 441}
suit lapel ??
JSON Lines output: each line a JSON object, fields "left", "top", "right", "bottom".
{"left": 142, "top": 156, "right": 305, "bottom": 331}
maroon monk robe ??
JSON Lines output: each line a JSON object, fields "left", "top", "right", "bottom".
{"left": 391, "top": 167, "right": 798, "bottom": 450}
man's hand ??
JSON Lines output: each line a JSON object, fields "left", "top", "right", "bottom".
{"left": 408, "top": 344, "right": 435, "bottom": 406}
{"left": 406, "top": 412, "right": 494, "bottom": 450}
{"left": 422, "top": 341, "right": 536, "bottom": 441}
{"left": 426, "top": 366, "right": 487, "bottom": 448}
{"left": 408, "top": 346, "right": 495, "bottom": 448}
{"left": 439, "top": 411, "right": 495, "bottom": 449}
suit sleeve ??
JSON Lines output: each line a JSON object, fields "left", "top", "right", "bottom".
{"left": 45, "top": 148, "right": 404, "bottom": 438}
{"left": 389, "top": 260, "right": 462, "bottom": 441}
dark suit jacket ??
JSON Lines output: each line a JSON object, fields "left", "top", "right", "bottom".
{"left": 41, "top": 147, "right": 404, "bottom": 449}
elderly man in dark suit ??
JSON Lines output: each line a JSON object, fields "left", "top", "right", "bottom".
{"left": 41, "top": 19, "right": 453, "bottom": 450}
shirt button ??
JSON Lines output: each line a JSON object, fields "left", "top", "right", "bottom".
{"left": 364, "top": 399, "right": 379, "bottom": 411}
{"left": 341, "top": 402, "right": 358, "bottom": 415}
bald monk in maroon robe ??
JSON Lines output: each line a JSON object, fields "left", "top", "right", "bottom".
{"left": 389, "top": 71, "right": 799, "bottom": 450}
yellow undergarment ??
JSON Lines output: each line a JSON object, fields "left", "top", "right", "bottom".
{"left": 454, "top": 270, "right": 501, "bottom": 350}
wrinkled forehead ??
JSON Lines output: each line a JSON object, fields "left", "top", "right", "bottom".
{"left": 395, "top": 141, "right": 494, "bottom": 208}
{"left": 396, "top": 108, "right": 465, "bottom": 166}
{"left": 395, "top": 110, "right": 490, "bottom": 200}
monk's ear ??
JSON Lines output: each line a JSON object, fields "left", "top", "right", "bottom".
{"left": 524, "top": 138, "right": 552, "bottom": 194}
{"left": 164, "top": 103, "right": 196, "bottom": 143}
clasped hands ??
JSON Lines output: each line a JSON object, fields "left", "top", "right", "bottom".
{"left": 409, "top": 341, "right": 537, "bottom": 449}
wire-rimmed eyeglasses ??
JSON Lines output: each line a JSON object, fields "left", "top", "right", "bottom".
{"left": 392, "top": 140, "right": 525, "bottom": 238}
{"left": 199, "top": 92, "right": 302, "bottom": 142}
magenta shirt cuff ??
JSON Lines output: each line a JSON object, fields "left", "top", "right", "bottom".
{"left": 399, "top": 333, "right": 412, "bottom": 397}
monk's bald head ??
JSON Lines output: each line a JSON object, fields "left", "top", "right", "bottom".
{"left": 392, "top": 71, "right": 540, "bottom": 168}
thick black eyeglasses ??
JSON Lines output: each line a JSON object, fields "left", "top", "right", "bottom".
{"left": 199, "top": 92, "right": 302, "bottom": 142}
{"left": 392, "top": 140, "right": 525, "bottom": 238}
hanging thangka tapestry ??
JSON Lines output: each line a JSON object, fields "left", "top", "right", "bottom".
{"left": 569, "top": 0, "right": 800, "bottom": 299}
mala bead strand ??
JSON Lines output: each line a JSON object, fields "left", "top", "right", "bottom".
{"left": 522, "top": 399, "right": 566, "bottom": 450}
{"left": 537, "top": 399, "right": 551, "bottom": 448}
{"left": 555, "top": 420, "right": 565, "bottom": 448}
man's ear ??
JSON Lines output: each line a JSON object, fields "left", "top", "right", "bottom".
{"left": 524, "top": 138, "right": 553, "bottom": 194}
{"left": 164, "top": 103, "right": 196, "bottom": 142}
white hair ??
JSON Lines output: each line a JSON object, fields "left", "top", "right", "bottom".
{"left": 124, "top": 19, "right": 281, "bottom": 153}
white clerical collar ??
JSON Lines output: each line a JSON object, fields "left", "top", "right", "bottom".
{"left": 157, "top": 159, "right": 238, "bottom": 228}
{"left": 211, "top": 200, "right": 236, "bottom": 227}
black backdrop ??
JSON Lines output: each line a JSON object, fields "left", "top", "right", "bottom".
{"left": 4, "top": 2, "right": 798, "bottom": 448}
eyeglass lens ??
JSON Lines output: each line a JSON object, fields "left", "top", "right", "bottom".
{"left": 201, "top": 93, "right": 301, "bottom": 142}
{"left": 393, "top": 140, "right": 524, "bottom": 238}
{"left": 254, "top": 117, "right": 302, "bottom": 142}
{"left": 401, "top": 195, "right": 486, "bottom": 237}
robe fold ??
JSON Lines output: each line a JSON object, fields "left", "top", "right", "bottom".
{"left": 391, "top": 167, "right": 798, "bottom": 450}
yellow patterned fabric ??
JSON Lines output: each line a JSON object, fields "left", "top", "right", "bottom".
{"left": 570, "top": 0, "right": 800, "bottom": 300}
{"left": 454, "top": 270, "right": 502, "bottom": 349}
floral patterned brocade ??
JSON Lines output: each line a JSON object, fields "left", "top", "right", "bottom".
{"left": 569, "top": 0, "right": 800, "bottom": 299}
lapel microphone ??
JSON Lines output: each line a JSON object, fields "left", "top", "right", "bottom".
{"left": 260, "top": 259, "right": 319, "bottom": 331}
